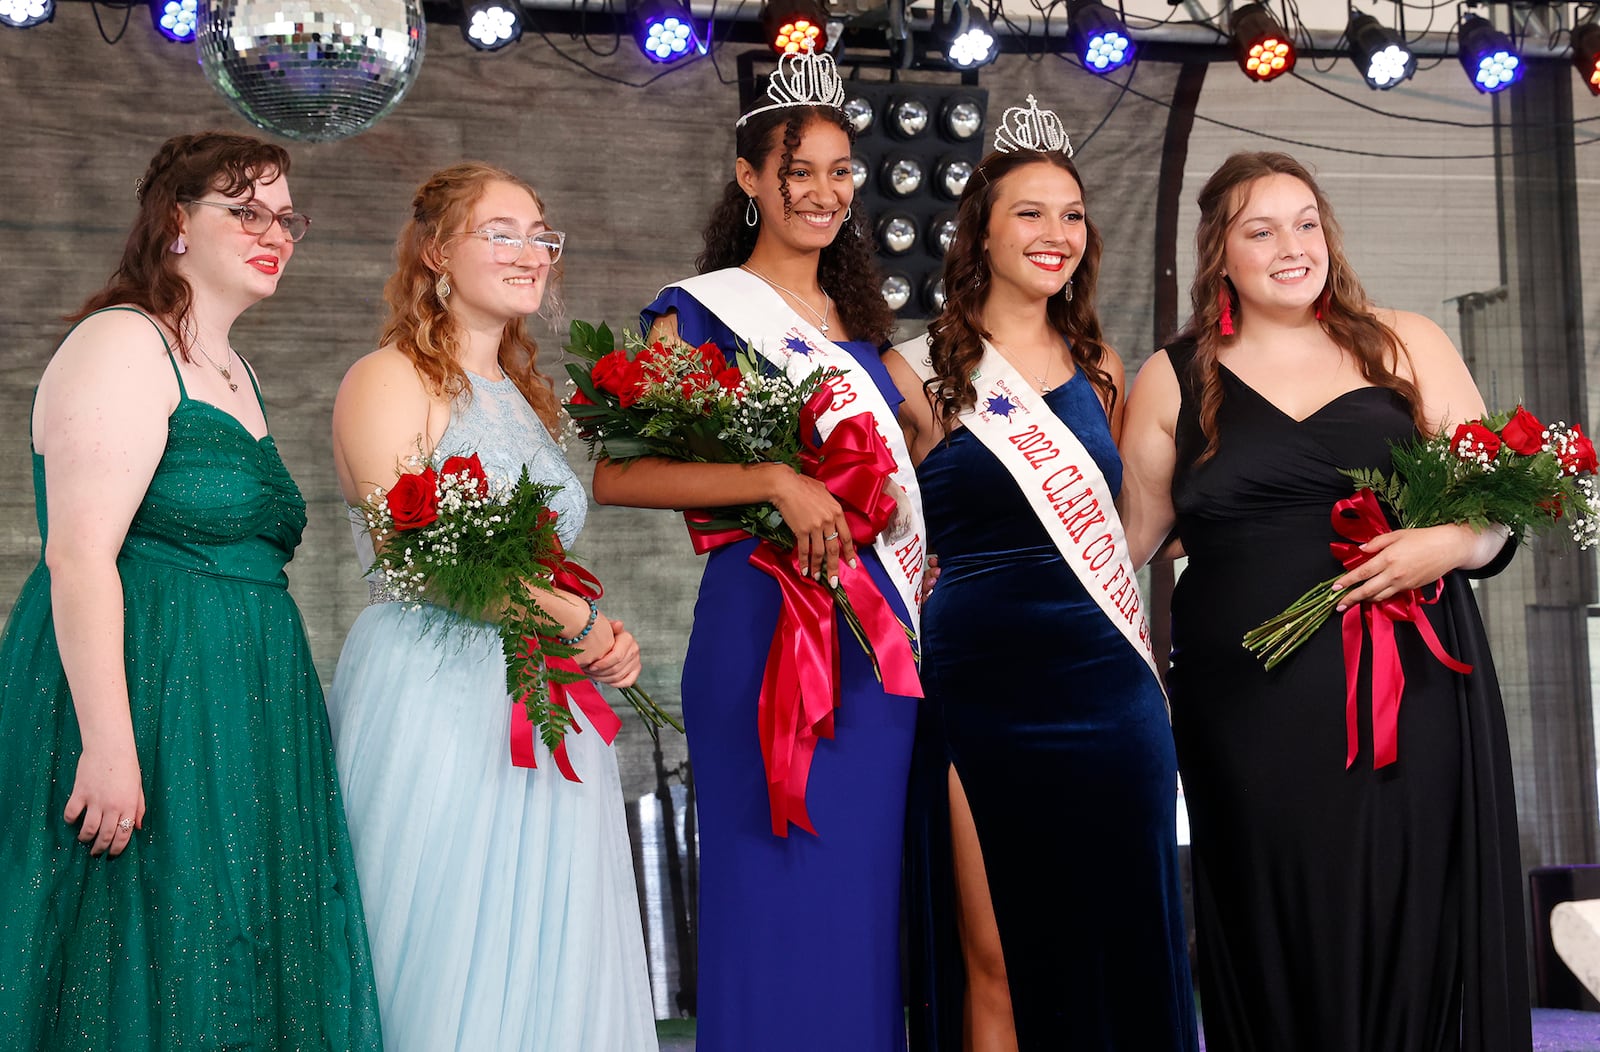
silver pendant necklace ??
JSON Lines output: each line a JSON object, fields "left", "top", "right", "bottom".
{"left": 741, "top": 263, "right": 832, "bottom": 334}
{"left": 186, "top": 322, "right": 239, "bottom": 392}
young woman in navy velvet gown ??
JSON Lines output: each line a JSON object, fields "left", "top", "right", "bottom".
{"left": 885, "top": 123, "right": 1198, "bottom": 1051}
{"left": 592, "top": 62, "right": 926, "bottom": 1051}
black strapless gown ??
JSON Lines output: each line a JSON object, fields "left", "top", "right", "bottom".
{"left": 1166, "top": 339, "right": 1530, "bottom": 1052}
{"left": 907, "top": 372, "right": 1198, "bottom": 1051}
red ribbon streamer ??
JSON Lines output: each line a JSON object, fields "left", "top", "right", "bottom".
{"left": 507, "top": 539, "right": 623, "bottom": 781}
{"left": 685, "top": 403, "right": 923, "bottom": 835}
{"left": 1330, "top": 490, "right": 1473, "bottom": 769}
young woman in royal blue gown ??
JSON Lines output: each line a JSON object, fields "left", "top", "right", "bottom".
{"left": 885, "top": 121, "right": 1199, "bottom": 1051}
{"left": 324, "top": 162, "right": 657, "bottom": 1052}
{"left": 592, "top": 61, "right": 926, "bottom": 1051}
{"left": 1119, "top": 152, "right": 1529, "bottom": 1052}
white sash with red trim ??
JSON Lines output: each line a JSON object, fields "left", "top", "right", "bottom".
{"left": 671, "top": 268, "right": 928, "bottom": 630}
{"left": 899, "top": 334, "right": 1161, "bottom": 689}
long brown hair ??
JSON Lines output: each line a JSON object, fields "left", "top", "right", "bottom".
{"left": 926, "top": 149, "right": 1116, "bottom": 430}
{"left": 380, "top": 162, "right": 563, "bottom": 435}
{"left": 71, "top": 131, "right": 291, "bottom": 362}
{"left": 1177, "top": 151, "right": 1424, "bottom": 462}
{"left": 696, "top": 105, "right": 897, "bottom": 346}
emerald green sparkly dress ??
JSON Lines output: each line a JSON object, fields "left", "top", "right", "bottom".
{"left": 0, "top": 309, "right": 384, "bottom": 1051}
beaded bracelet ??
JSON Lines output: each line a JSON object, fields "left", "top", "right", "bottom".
{"left": 557, "top": 597, "right": 599, "bottom": 646}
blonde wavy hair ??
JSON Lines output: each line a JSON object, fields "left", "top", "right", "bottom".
{"left": 380, "top": 162, "right": 564, "bottom": 434}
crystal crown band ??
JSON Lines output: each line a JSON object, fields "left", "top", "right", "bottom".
{"left": 992, "top": 95, "right": 1074, "bottom": 157}
{"left": 737, "top": 51, "right": 847, "bottom": 128}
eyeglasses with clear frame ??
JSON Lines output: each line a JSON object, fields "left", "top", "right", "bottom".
{"left": 181, "top": 198, "right": 313, "bottom": 243}
{"left": 448, "top": 228, "right": 566, "bottom": 265}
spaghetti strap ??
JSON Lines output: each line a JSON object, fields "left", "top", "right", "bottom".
{"left": 238, "top": 357, "right": 269, "bottom": 427}
{"left": 70, "top": 306, "right": 186, "bottom": 400}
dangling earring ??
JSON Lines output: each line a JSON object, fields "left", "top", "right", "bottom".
{"left": 843, "top": 205, "right": 852, "bottom": 223}
{"left": 1315, "top": 285, "right": 1330, "bottom": 321}
{"left": 1218, "top": 285, "right": 1235, "bottom": 336}
{"left": 744, "top": 198, "right": 758, "bottom": 228}
{"left": 435, "top": 272, "right": 451, "bottom": 301}
{"left": 170, "top": 234, "right": 187, "bottom": 255}
{"left": 1062, "top": 279, "right": 1074, "bottom": 302}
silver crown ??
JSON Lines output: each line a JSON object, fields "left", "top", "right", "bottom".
{"left": 736, "top": 51, "right": 847, "bottom": 128}
{"left": 992, "top": 95, "right": 1074, "bottom": 157}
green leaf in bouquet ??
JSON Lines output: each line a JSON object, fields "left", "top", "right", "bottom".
{"left": 565, "top": 362, "right": 607, "bottom": 406}
{"left": 596, "top": 435, "right": 659, "bottom": 460}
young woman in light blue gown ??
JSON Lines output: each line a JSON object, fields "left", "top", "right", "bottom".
{"left": 324, "top": 163, "right": 658, "bottom": 1052}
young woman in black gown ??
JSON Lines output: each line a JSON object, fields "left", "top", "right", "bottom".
{"left": 1119, "top": 151, "right": 1530, "bottom": 1052}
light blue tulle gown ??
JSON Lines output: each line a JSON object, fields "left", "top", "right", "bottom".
{"left": 326, "top": 373, "right": 658, "bottom": 1052}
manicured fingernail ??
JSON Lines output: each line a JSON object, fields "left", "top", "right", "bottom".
{"left": 829, "top": 575, "right": 839, "bottom": 589}
{"left": 848, "top": 558, "right": 858, "bottom": 569}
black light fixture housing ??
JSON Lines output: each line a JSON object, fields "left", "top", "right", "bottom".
{"left": 1231, "top": 2, "right": 1295, "bottom": 82}
{"left": 1572, "top": 21, "right": 1600, "bottom": 97}
{"left": 1346, "top": 10, "right": 1415, "bottom": 90}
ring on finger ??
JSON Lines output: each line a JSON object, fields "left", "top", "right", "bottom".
{"left": 117, "top": 817, "right": 133, "bottom": 833}
{"left": 823, "top": 530, "right": 840, "bottom": 541}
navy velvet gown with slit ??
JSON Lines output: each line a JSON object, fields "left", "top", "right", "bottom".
{"left": 1165, "top": 338, "right": 1529, "bottom": 1052}
{"left": 641, "top": 288, "right": 919, "bottom": 1052}
{"left": 906, "top": 369, "right": 1198, "bottom": 1051}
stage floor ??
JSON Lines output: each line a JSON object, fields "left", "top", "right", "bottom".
{"left": 654, "top": 1008, "right": 1600, "bottom": 1050}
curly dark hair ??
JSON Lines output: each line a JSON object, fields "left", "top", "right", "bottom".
{"left": 70, "top": 131, "right": 291, "bottom": 362}
{"left": 926, "top": 148, "right": 1116, "bottom": 431}
{"left": 695, "top": 105, "right": 897, "bottom": 346}
{"left": 1175, "top": 151, "right": 1425, "bottom": 463}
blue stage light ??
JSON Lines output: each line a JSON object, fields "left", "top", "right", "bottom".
{"left": 635, "top": 0, "right": 699, "bottom": 62}
{"left": 1068, "top": 0, "right": 1133, "bottom": 75}
{"left": 1458, "top": 13, "right": 1522, "bottom": 93}
{"left": 0, "top": 0, "right": 53, "bottom": 28}
{"left": 152, "top": 0, "right": 198, "bottom": 41}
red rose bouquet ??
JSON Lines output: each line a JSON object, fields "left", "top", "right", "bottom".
{"left": 357, "top": 452, "right": 681, "bottom": 779}
{"left": 1244, "top": 406, "right": 1599, "bottom": 671}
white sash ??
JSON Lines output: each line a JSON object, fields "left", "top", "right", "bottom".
{"left": 670, "top": 269, "right": 927, "bottom": 633}
{"left": 899, "top": 334, "right": 1161, "bottom": 689}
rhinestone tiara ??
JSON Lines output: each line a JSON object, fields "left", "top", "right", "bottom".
{"left": 992, "top": 95, "right": 1074, "bottom": 157}
{"left": 736, "top": 51, "right": 847, "bottom": 129}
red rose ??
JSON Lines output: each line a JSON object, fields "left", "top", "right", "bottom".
{"left": 1498, "top": 406, "right": 1544, "bottom": 456}
{"left": 568, "top": 387, "right": 594, "bottom": 407}
{"left": 440, "top": 453, "right": 490, "bottom": 498}
{"left": 386, "top": 468, "right": 439, "bottom": 531}
{"left": 1450, "top": 422, "right": 1501, "bottom": 463}
{"left": 636, "top": 342, "right": 669, "bottom": 379}
{"left": 715, "top": 365, "right": 744, "bottom": 391}
{"left": 1559, "top": 425, "right": 1598, "bottom": 476}
{"left": 591, "top": 350, "right": 648, "bottom": 407}
{"left": 696, "top": 342, "right": 724, "bottom": 372}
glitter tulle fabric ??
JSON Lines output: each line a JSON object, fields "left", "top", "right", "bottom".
{"left": 0, "top": 312, "right": 383, "bottom": 1050}
{"left": 326, "top": 373, "right": 657, "bottom": 1052}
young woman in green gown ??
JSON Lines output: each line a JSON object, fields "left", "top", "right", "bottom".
{"left": 0, "top": 132, "right": 383, "bottom": 1051}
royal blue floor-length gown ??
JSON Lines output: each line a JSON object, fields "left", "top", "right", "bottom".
{"left": 642, "top": 288, "right": 919, "bottom": 1052}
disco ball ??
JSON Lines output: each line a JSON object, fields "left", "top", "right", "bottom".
{"left": 197, "top": 0, "right": 426, "bottom": 143}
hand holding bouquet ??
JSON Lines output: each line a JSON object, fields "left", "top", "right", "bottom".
{"left": 356, "top": 452, "right": 681, "bottom": 781}
{"left": 1243, "top": 407, "right": 1596, "bottom": 770}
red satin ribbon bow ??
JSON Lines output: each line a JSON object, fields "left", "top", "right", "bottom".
{"left": 1330, "top": 490, "right": 1472, "bottom": 769}
{"left": 685, "top": 395, "right": 923, "bottom": 836}
{"left": 507, "top": 537, "right": 623, "bottom": 781}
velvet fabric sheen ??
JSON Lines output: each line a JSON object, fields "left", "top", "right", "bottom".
{"left": 906, "top": 370, "right": 1198, "bottom": 1051}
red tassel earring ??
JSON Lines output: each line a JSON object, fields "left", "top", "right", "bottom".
{"left": 1218, "top": 286, "right": 1235, "bottom": 336}
{"left": 1315, "top": 286, "right": 1330, "bottom": 321}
